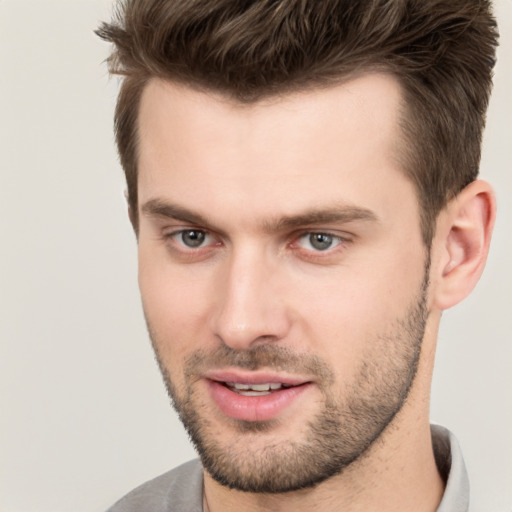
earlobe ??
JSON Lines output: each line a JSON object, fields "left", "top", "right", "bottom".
{"left": 433, "top": 180, "right": 496, "bottom": 310}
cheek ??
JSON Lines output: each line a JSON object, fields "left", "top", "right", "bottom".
{"left": 294, "top": 250, "right": 426, "bottom": 373}
{"left": 138, "top": 250, "right": 214, "bottom": 361}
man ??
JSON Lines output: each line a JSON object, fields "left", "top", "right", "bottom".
{"left": 97, "top": 1, "right": 498, "bottom": 511}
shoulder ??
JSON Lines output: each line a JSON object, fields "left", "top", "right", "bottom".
{"left": 106, "top": 459, "right": 204, "bottom": 512}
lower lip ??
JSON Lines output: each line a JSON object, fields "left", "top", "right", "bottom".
{"left": 206, "top": 380, "right": 311, "bottom": 422}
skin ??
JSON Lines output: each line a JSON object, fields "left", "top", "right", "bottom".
{"left": 135, "top": 74, "right": 495, "bottom": 512}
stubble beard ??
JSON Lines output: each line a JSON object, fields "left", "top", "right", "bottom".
{"left": 147, "top": 263, "right": 430, "bottom": 494}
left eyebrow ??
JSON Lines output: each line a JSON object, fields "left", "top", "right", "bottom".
{"left": 262, "top": 205, "right": 379, "bottom": 234}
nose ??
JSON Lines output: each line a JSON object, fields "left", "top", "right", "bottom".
{"left": 211, "top": 246, "right": 292, "bottom": 351}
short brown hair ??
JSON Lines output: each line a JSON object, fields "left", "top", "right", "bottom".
{"left": 97, "top": 0, "right": 498, "bottom": 244}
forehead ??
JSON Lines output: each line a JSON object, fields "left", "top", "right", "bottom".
{"left": 138, "top": 73, "right": 404, "bottom": 159}
{"left": 136, "top": 74, "right": 415, "bottom": 229}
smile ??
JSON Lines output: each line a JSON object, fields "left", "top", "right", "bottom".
{"left": 225, "top": 382, "right": 292, "bottom": 396}
{"left": 205, "top": 372, "right": 312, "bottom": 422}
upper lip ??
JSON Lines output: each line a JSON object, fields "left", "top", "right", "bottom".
{"left": 204, "top": 369, "right": 311, "bottom": 387}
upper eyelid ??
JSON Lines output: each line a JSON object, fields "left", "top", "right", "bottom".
{"left": 163, "top": 227, "right": 348, "bottom": 240}
{"left": 166, "top": 227, "right": 214, "bottom": 239}
{"left": 160, "top": 225, "right": 353, "bottom": 247}
{"left": 297, "top": 228, "right": 346, "bottom": 236}
{"left": 161, "top": 227, "right": 351, "bottom": 239}
{"left": 294, "top": 232, "right": 346, "bottom": 247}
{"left": 297, "top": 231, "right": 345, "bottom": 239}
{"left": 163, "top": 225, "right": 217, "bottom": 240}
{"left": 294, "top": 228, "right": 352, "bottom": 241}
{"left": 150, "top": 213, "right": 228, "bottom": 240}
{"left": 164, "top": 226, "right": 207, "bottom": 233}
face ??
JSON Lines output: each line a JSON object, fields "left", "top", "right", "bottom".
{"left": 136, "top": 74, "right": 430, "bottom": 492}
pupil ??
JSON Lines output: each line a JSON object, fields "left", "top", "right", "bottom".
{"left": 310, "top": 233, "right": 332, "bottom": 250}
{"left": 182, "top": 230, "right": 205, "bottom": 247}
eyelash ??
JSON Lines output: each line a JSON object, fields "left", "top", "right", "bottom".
{"left": 164, "top": 229, "right": 220, "bottom": 254}
{"left": 162, "top": 228, "right": 349, "bottom": 259}
{"left": 293, "top": 232, "right": 345, "bottom": 252}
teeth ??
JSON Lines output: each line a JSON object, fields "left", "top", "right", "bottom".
{"left": 231, "top": 383, "right": 250, "bottom": 390}
{"left": 227, "top": 382, "right": 284, "bottom": 392}
{"left": 249, "top": 383, "right": 271, "bottom": 391}
{"left": 238, "top": 390, "right": 272, "bottom": 396}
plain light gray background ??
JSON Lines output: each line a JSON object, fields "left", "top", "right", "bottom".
{"left": 0, "top": 1, "right": 510, "bottom": 511}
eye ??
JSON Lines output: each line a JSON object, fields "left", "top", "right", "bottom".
{"left": 296, "top": 232, "right": 343, "bottom": 252}
{"left": 171, "top": 229, "right": 213, "bottom": 249}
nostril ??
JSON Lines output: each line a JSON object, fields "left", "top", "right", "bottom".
{"left": 213, "top": 332, "right": 283, "bottom": 351}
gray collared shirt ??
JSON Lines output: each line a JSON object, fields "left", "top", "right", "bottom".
{"left": 107, "top": 424, "right": 469, "bottom": 512}
{"left": 432, "top": 424, "right": 470, "bottom": 511}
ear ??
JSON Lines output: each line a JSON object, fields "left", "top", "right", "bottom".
{"left": 432, "top": 180, "right": 496, "bottom": 310}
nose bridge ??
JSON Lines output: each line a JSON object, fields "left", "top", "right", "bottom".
{"left": 212, "top": 242, "right": 289, "bottom": 349}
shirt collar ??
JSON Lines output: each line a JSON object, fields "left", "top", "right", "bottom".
{"left": 432, "top": 424, "right": 470, "bottom": 512}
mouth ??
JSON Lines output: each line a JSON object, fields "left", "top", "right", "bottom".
{"left": 223, "top": 381, "right": 295, "bottom": 396}
{"left": 204, "top": 371, "right": 313, "bottom": 422}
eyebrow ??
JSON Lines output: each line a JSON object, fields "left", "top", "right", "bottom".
{"left": 142, "top": 199, "right": 217, "bottom": 230}
{"left": 263, "top": 205, "right": 378, "bottom": 232}
{"left": 141, "top": 198, "right": 378, "bottom": 233}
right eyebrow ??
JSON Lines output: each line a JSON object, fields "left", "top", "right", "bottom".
{"left": 141, "top": 199, "right": 216, "bottom": 230}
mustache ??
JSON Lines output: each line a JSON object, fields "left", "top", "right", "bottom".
{"left": 183, "top": 344, "right": 333, "bottom": 382}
